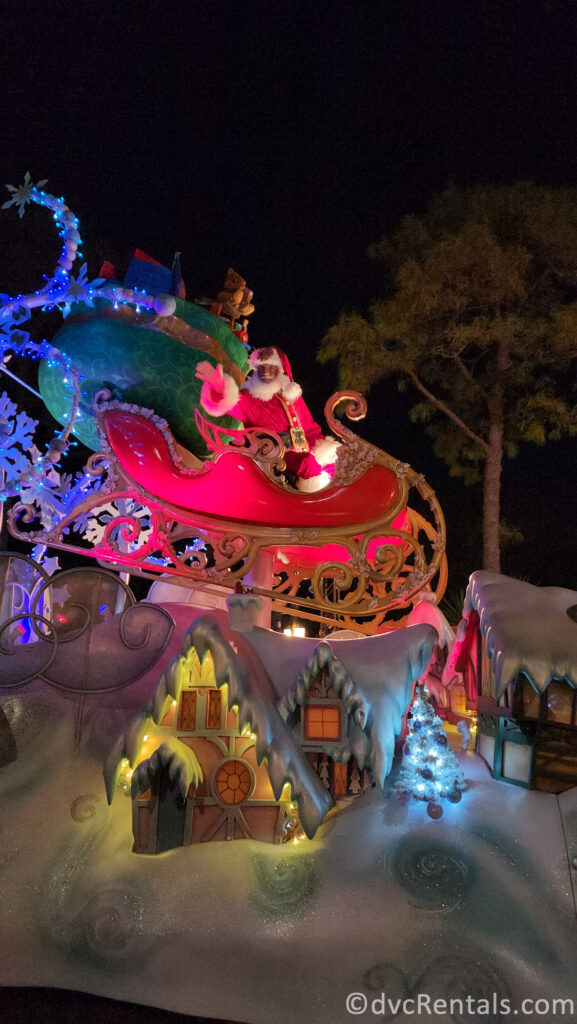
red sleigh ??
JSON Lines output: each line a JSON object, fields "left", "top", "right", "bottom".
{"left": 9, "top": 391, "right": 446, "bottom": 632}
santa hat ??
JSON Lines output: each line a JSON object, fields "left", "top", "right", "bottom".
{"left": 246, "top": 347, "right": 301, "bottom": 402}
{"left": 248, "top": 346, "right": 294, "bottom": 376}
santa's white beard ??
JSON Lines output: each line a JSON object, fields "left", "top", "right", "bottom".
{"left": 243, "top": 371, "right": 302, "bottom": 403}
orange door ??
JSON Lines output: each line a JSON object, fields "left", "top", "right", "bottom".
{"left": 333, "top": 761, "right": 348, "bottom": 796}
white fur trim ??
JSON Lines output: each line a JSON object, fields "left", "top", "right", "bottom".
{"left": 200, "top": 373, "right": 240, "bottom": 416}
{"left": 281, "top": 380, "right": 302, "bottom": 403}
{"left": 296, "top": 470, "right": 332, "bottom": 493}
{"left": 243, "top": 372, "right": 286, "bottom": 400}
{"left": 312, "top": 436, "right": 340, "bottom": 467}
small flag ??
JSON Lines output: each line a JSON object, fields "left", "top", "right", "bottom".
{"left": 133, "top": 248, "right": 164, "bottom": 266}
{"left": 98, "top": 260, "right": 116, "bottom": 279}
{"left": 171, "top": 251, "right": 186, "bottom": 300}
{"left": 124, "top": 250, "right": 172, "bottom": 295}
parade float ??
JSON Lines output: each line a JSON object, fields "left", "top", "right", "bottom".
{"left": 1, "top": 177, "right": 577, "bottom": 1024}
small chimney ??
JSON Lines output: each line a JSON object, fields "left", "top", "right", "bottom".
{"left": 227, "top": 592, "right": 263, "bottom": 633}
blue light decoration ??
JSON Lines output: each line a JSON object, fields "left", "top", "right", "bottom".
{"left": 0, "top": 173, "right": 163, "bottom": 324}
{"left": 2, "top": 173, "right": 249, "bottom": 457}
{"left": 0, "top": 174, "right": 164, "bottom": 533}
{"left": 396, "top": 685, "right": 466, "bottom": 819}
{"left": 0, "top": 174, "right": 241, "bottom": 570}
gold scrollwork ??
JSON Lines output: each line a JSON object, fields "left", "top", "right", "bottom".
{"left": 194, "top": 409, "right": 285, "bottom": 463}
{"left": 6, "top": 390, "right": 447, "bottom": 631}
{"left": 324, "top": 390, "right": 368, "bottom": 443}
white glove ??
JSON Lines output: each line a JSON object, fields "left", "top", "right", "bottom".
{"left": 195, "top": 360, "right": 224, "bottom": 389}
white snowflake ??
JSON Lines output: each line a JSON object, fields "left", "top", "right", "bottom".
{"left": 30, "top": 545, "right": 60, "bottom": 576}
{"left": 2, "top": 172, "right": 47, "bottom": 219}
{"left": 0, "top": 393, "right": 38, "bottom": 478}
{"left": 83, "top": 498, "right": 152, "bottom": 550}
{"left": 0, "top": 301, "right": 32, "bottom": 357}
{"left": 59, "top": 264, "right": 105, "bottom": 318}
{"left": 18, "top": 479, "right": 67, "bottom": 530}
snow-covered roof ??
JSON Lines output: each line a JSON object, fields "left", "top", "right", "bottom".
{"left": 237, "top": 628, "right": 320, "bottom": 698}
{"left": 465, "top": 571, "right": 577, "bottom": 698}
{"left": 275, "top": 626, "right": 437, "bottom": 787}
{"left": 131, "top": 738, "right": 203, "bottom": 800}
{"left": 105, "top": 610, "right": 437, "bottom": 838}
{"left": 105, "top": 612, "right": 334, "bottom": 838}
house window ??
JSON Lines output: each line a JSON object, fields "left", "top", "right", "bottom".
{"left": 451, "top": 687, "right": 467, "bottom": 714}
{"left": 178, "top": 691, "right": 197, "bottom": 731}
{"left": 513, "top": 676, "right": 543, "bottom": 721}
{"left": 303, "top": 705, "right": 341, "bottom": 741}
{"left": 543, "top": 681, "right": 576, "bottom": 726}
{"left": 206, "top": 689, "right": 222, "bottom": 729}
{"left": 479, "top": 641, "right": 493, "bottom": 699}
{"left": 213, "top": 759, "right": 253, "bottom": 805}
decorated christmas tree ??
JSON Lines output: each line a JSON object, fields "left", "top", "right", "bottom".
{"left": 396, "top": 685, "right": 466, "bottom": 819}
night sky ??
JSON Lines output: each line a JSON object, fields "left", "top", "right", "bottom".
{"left": 2, "top": 0, "right": 577, "bottom": 588}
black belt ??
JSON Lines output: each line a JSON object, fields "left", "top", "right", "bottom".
{"left": 273, "top": 430, "right": 310, "bottom": 453}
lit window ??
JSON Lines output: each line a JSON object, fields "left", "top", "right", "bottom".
{"left": 303, "top": 705, "right": 341, "bottom": 741}
{"left": 206, "top": 689, "right": 222, "bottom": 729}
{"left": 213, "top": 759, "right": 253, "bottom": 805}
{"left": 178, "top": 690, "right": 197, "bottom": 731}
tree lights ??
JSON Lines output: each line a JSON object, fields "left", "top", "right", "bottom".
{"left": 396, "top": 685, "right": 466, "bottom": 818}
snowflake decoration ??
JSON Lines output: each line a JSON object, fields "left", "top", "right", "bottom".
{"left": 16, "top": 460, "right": 105, "bottom": 533}
{"left": 58, "top": 264, "right": 105, "bottom": 318}
{"left": 31, "top": 545, "right": 60, "bottom": 576}
{"left": 60, "top": 477, "right": 103, "bottom": 534}
{"left": 0, "top": 392, "right": 38, "bottom": 478}
{"left": 82, "top": 498, "right": 152, "bottom": 549}
{"left": 0, "top": 301, "right": 32, "bottom": 357}
{"left": 18, "top": 479, "right": 65, "bottom": 530}
{"left": 2, "top": 172, "right": 48, "bottom": 219}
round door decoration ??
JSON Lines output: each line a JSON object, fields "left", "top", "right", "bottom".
{"left": 213, "top": 758, "right": 254, "bottom": 805}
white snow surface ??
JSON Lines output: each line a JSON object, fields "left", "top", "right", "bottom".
{"left": 0, "top": 712, "right": 576, "bottom": 1024}
{"left": 3, "top": 595, "right": 577, "bottom": 1021}
{"left": 465, "top": 570, "right": 577, "bottom": 698}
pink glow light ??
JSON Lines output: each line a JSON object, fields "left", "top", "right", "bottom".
{"left": 103, "top": 410, "right": 400, "bottom": 529}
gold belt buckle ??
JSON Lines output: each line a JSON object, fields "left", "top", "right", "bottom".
{"left": 289, "top": 426, "right": 309, "bottom": 452}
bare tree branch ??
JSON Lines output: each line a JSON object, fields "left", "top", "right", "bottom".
{"left": 408, "top": 370, "right": 490, "bottom": 453}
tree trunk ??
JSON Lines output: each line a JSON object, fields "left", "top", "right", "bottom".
{"left": 482, "top": 350, "right": 505, "bottom": 573}
{"left": 482, "top": 423, "right": 503, "bottom": 572}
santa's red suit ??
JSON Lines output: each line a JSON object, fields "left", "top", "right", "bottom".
{"left": 196, "top": 347, "right": 339, "bottom": 491}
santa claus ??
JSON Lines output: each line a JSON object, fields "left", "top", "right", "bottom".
{"left": 195, "top": 346, "right": 340, "bottom": 491}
